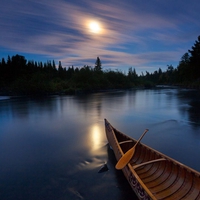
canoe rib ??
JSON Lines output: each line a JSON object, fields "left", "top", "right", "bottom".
{"left": 104, "top": 119, "right": 200, "bottom": 200}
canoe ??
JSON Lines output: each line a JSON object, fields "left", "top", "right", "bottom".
{"left": 104, "top": 119, "right": 200, "bottom": 200}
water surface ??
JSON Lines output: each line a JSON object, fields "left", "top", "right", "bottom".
{"left": 0, "top": 87, "right": 200, "bottom": 200}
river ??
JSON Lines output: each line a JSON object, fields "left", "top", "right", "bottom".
{"left": 0, "top": 86, "right": 200, "bottom": 200}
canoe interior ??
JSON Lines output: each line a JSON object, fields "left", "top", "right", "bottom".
{"left": 105, "top": 119, "right": 200, "bottom": 200}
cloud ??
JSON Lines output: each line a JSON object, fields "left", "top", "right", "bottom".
{"left": 0, "top": 0, "right": 200, "bottom": 73}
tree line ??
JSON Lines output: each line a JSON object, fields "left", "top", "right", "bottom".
{"left": 0, "top": 35, "right": 199, "bottom": 95}
{"left": 138, "top": 35, "right": 200, "bottom": 88}
{"left": 0, "top": 55, "right": 136, "bottom": 95}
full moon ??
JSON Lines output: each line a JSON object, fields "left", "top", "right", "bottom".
{"left": 89, "top": 21, "right": 101, "bottom": 34}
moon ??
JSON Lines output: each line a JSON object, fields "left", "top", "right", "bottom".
{"left": 89, "top": 21, "right": 101, "bottom": 34}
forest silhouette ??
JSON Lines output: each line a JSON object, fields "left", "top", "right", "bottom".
{"left": 0, "top": 36, "right": 200, "bottom": 95}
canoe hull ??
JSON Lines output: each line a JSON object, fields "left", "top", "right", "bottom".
{"left": 104, "top": 119, "right": 200, "bottom": 200}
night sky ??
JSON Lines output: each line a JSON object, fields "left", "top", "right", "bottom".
{"left": 1, "top": 0, "right": 200, "bottom": 74}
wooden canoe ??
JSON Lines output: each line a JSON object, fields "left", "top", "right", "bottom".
{"left": 104, "top": 119, "right": 200, "bottom": 200}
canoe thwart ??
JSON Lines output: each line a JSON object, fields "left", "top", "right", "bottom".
{"left": 133, "top": 158, "right": 166, "bottom": 170}
{"left": 119, "top": 140, "right": 133, "bottom": 145}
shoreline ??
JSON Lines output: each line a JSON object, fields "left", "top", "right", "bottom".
{"left": 0, "top": 85, "right": 199, "bottom": 99}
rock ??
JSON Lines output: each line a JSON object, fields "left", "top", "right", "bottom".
{"left": 98, "top": 163, "right": 109, "bottom": 173}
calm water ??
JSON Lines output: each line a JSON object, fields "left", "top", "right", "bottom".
{"left": 0, "top": 87, "right": 200, "bottom": 200}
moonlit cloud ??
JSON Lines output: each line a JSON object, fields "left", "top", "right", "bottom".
{"left": 0, "top": 0, "right": 200, "bottom": 74}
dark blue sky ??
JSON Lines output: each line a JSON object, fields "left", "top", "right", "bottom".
{"left": 1, "top": 0, "right": 200, "bottom": 74}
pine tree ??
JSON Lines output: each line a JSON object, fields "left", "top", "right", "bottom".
{"left": 94, "top": 57, "right": 102, "bottom": 71}
{"left": 188, "top": 35, "right": 200, "bottom": 79}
